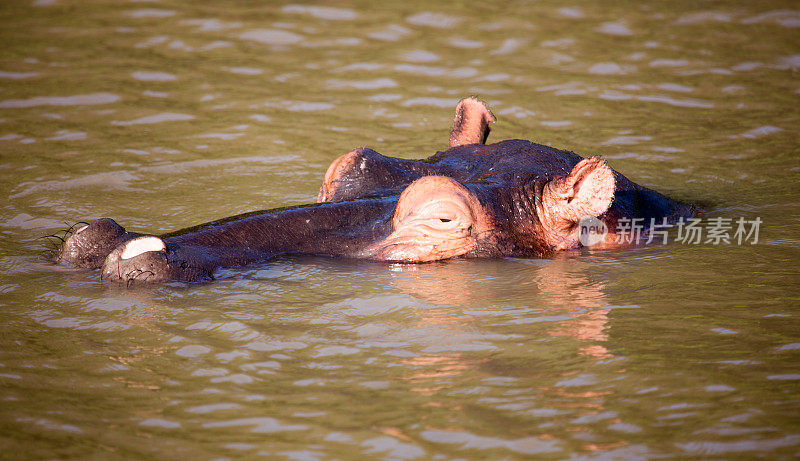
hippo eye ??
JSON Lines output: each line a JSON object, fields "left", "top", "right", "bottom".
{"left": 392, "top": 176, "right": 479, "bottom": 238}
{"left": 373, "top": 175, "right": 485, "bottom": 262}
{"left": 413, "top": 199, "right": 472, "bottom": 233}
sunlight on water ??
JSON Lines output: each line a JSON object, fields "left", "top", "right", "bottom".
{"left": 0, "top": 0, "right": 798, "bottom": 458}
{"left": 0, "top": 93, "right": 120, "bottom": 108}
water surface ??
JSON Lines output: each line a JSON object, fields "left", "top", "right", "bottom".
{"left": 1, "top": 0, "right": 799, "bottom": 458}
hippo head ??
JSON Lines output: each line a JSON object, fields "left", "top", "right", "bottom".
{"left": 364, "top": 157, "right": 615, "bottom": 261}
{"left": 66, "top": 155, "right": 615, "bottom": 283}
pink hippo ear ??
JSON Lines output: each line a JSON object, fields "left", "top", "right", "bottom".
{"left": 541, "top": 157, "right": 615, "bottom": 236}
{"left": 449, "top": 98, "right": 496, "bottom": 148}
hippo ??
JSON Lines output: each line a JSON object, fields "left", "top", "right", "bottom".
{"left": 55, "top": 98, "right": 695, "bottom": 283}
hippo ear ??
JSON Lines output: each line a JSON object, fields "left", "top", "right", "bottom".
{"left": 542, "top": 157, "right": 615, "bottom": 229}
{"left": 449, "top": 98, "right": 496, "bottom": 148}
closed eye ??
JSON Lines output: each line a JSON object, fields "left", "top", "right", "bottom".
{"left": 439, "top": 218, "right": 451, "bottom": 223}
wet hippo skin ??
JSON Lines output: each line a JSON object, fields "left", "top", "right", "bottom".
{"left": 55, "top": 98, "right": 695, "bottom": 283}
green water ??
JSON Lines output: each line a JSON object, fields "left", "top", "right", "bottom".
{"left": 1, "top": 0, "right": 799, "bottom": 458}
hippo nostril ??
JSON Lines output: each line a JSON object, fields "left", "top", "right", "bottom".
{"left": 439, "top": 218, "right": 452, "bottom": 223}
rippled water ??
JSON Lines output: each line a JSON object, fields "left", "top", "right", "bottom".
{"left": 1, "top": 0, "right": 799, "bottom": 458}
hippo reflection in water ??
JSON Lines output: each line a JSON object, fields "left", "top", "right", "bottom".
{"left": 56, "top": 98, "right": 695, "bottom": 283}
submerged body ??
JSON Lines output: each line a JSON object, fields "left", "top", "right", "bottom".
{"left": 57, "top": 98, "right": 695, "bottom": 283}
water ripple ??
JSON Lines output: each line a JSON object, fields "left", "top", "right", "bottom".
{"left": 730, "top": 126, "right": 783, "bottom": 139}
{"left": 0, "top": 93, "right": 119, "bottom": 108}
{"left": 402, "top": 97, "right": 461, "bottom": 108}
{"left": 393, "top": 64, "right": 477, "bottom": 78}
{"left": 741, "top": 10, "right": 800, "bottom": 28}
{"left": 677, "top": 435, "right": 800, "bottom": 455}
{"left": 637, "top": 94, "right": 714, "bottom": 108}
{"left": 406, "top": 12, "right": 462, "bottom": 29}
{"left": 400, "top": 50, "right": 439, "bottom": 63}
{"left": 0, "top": 71, "right": 39, "bottom": 79}
{"left": 674, "top": 12, "right": 733, "bottom": 25}
{"left": 595, "top": 20, "right": 633, "bottom": 36}
{"left": 180, "top": 18, "right": 242, "bottom": 32}
{"left": 111, "top": 113, "right": 194, "bottom": 125}
{"left": 491, "top": 38, "right": 527, "bottom": 55}
{"left": 558, "top": 7, "right": 585, "bottom": 19}
{"left": 239, "top": 29, "right": 304, "bottom": 46}
{"left": 367, "top": 25, "right": 411, "bottom": 42}
{"left": 202, "top": 417, "right": 308, "bottom": 433}
{"left": 131, "top": 71, "right": 176, "bottom": 82}
{"left": 126, "top": 9, "right": 176, "bottom": 19}
{"left": 421, "top": 430, "right": 561, "bottom": 455}
{"left": 326, "top": 78, "right": 398, "bottom": 90}
{"left": 282, "top": 5, "right": 358, "bottom": 21}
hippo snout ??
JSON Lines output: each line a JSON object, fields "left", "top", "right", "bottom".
{"left": 101, "top": 236, "right": 214, "bottom": 284}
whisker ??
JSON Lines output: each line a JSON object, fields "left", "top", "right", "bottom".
{"left": 39, "top": 249, "right": 58, "bottom": 260}
{"left": 52, "top": 221, "right": 91, "bottom": 241}
{"left": 125, "top": 269, "right": 142, "bottom": 287}
{"left": 39, "top": 233, "right": 65, "bottom": 243}
{"left": 41, "top": 236, "right": 65, "bottom": 253}
{"left": 66, "top": 221, "right": 89, "bottom": 234}
{"left": 128, "top": 269, "right": 155, "bottom": 286}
